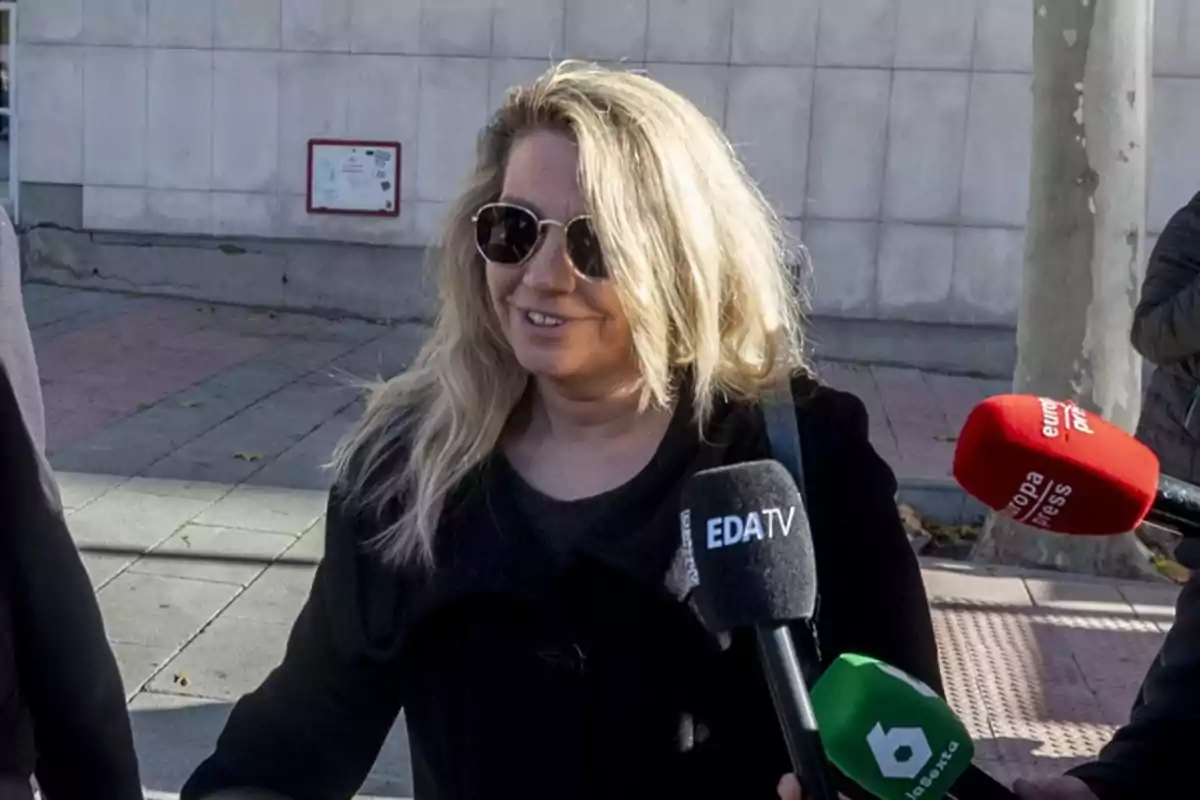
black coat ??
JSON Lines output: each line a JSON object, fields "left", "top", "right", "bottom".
{"left": 1, "top": 207, "right": 142, "bottom": 799}
{"left": 1067, "top": 566, "right": 1200, "bottom": 799}
{"left": 183, "top": 378, "right": 943, "bottom": 800}
{"left": 0, "top": 365, "right": 142, "bottom": 799}
{"left": 1132, "top": 190, "right": 1200, "bottom": 482}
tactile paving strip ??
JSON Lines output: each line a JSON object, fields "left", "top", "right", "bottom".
{"left": 932, "top": 603, "right": 1166, "bottom": 783}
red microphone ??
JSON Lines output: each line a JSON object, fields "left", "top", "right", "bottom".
{"left": 953, "top": 394, "right": 1160, "bottom": 535}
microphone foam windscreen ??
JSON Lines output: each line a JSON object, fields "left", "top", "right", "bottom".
{"left": 810, "top": 654, "right": 975, "bottom": 800}
{"left": 953, "top": 394, "right": 1159, "bottom": 535}
{"left": 678, "top": 459, "right": 816, "bottom": 630}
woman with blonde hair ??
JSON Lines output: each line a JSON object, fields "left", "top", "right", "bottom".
{"left": 183, "top": 61, "right": 941, "bottom": 800}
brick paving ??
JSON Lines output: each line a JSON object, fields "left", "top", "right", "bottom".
{"left": 20, "top": 284, "right": 1178, "bottom": 798}
{"left": 819, "top": 361, "right": 1010, "bottom": 483}
{"left": 923, "top": 565, "right": 1176, "bottom": 785}
{"left": 25, "top": 285, "right": 1006, "bottom": 484}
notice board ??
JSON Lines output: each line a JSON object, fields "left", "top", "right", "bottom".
{"left": 307, "top": 139, "right": 401, "bottom": 217}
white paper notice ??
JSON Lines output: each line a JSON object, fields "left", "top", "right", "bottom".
{"left": 308, "top": 141, "right": 400, "bottom": 215}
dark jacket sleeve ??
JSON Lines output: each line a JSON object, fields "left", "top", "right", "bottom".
{"left": 182, "top": 491, "right": 408, "bottom": 800}
{"left": 0, "top": 206, "right": 46, "bottom": 456}
{"left": 789, "top": 384, "right": 944, "bottom": 800}
{"left": 1065, "top": 571, "right": 1200, "bottom": 799}
{"left": 0, "top": 365, "right": 143, "bottom": 800}
{"left": 1130, "top": 191, "right": 1200, "bottom": 365}
{"left": 798, "top": 384, "right": 944, "bottom": 696}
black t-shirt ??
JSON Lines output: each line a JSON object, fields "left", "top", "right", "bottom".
{"left": 498, "top": 401, "right": 698, "bottom": 560}
{"left": 494, "top": 391, "right": 700, "bottom": 573}
{"left": 502, "top": 465, "right": 625, "bottom": 559}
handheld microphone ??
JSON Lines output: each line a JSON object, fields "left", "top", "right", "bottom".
{"left": 951, "top": 394, "right": 1200, "bottom": 536}
{"left": 811, "top": 654, "right": 1015, "bottom": 800}
{"left": 679, "top": 459, "right": 837, "bottom": 800}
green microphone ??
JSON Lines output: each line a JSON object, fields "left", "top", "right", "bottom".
{"left": 811, "top": 654, "right": 1014, "bottom": 800}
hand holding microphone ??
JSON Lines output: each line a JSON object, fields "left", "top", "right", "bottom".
{"left": 949, "top": 395, "right": 1159, "bottom": 800}
{"left": 777, "top": 773, "right": 849, "bottom": 800}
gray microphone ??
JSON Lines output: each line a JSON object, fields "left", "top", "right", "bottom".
{"left": 679, "top": 459, "right": 837, "bottom": 800}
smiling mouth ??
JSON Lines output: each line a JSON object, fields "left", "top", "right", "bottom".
{"left": 523, "top": 309, "right": 567, "bottom": 328}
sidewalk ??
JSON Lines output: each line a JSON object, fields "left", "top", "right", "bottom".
{"left": 25, "top": 284, "right": 1176, "bottom": 796}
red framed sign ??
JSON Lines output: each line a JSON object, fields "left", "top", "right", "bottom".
{"left": 306, "top": 138, "right": 401, "bottom": 217}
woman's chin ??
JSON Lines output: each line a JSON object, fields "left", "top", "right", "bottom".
{"left": 515, "top": 353, "right": 582, "bottom": 382}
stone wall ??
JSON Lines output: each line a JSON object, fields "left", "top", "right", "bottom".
{"left": 18, "top": 0, "right": 1200, "bottom": 330}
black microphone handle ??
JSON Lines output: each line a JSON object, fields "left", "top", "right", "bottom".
{"left": 754, "top": 624, "right": 838, "bottom": 800}
{"left": 945, "top": 763, "right": 1017, "bottom": 799}
{"left": 1153, "top": 474, "right": 1200, "bottom": 537}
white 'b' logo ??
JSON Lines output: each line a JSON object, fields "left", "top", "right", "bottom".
{"left": 866, "top": 723, "right": 933, "bottom": 780}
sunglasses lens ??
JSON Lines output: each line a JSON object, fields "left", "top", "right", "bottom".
{"left": 566, "top": 218, "right": 606, "bottom": 279}
{"left": 475, "top": 204, "right": 540, "bottom": 265}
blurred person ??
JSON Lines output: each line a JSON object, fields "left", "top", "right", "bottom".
{"left": 183, "top": 62, "right": 941, "bottom": 800}
{"left": 1013, "top": 194, "right": 1200, "bottom": 800}
{"left": 0, "top": 205, "right": 143, "bottom": 798}
{"left": 0, "top": 206, "right": 45, "bottom": 459}
{"left": 1014, "top": 565, "right": 1200, "bottom": 799}
{"left": 1130, "top": 190, "right": 1200, "bottom": 482}
{"left": 1006, "top": 188, "right": 1200, "bottom": 800}
{"left": 1130, "top": 190, "right": 1200, "bottom": 576}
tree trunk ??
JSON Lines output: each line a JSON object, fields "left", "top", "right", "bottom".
{"left": 971, "top": 0, "right": 1158, "bottom": 578}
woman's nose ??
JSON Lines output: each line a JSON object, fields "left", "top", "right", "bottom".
{"left": 521, "top": 227, "right": 575, "bottom": 292}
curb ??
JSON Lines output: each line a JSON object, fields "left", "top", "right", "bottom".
{"left": 916, "top": 556, "right": 1172, "bottom": 588}
{"left": 897, "top": 478, "right": 987, "bottom": 526}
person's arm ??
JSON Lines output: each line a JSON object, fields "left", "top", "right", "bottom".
{"left": 0, "top": 205, "right": 47, "bottom": 456}
{"left": 779, "top": 383, "right": 943, "bottom": 800}
{"left": 0, "top": 365, "right": 143, "bottom": 800}
{"left": 1130, "top": 191, "right": 1200, "bottom": 365}
{"left": 1061, "top": 571, "right": 1200, "bottom": 799}
{"left": 797, "top": 384, "right": 944, "bottom": 695}
{"left": 182, "top": 493, "right": 408, "bottom": 800}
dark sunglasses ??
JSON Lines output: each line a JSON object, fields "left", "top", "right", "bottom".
{"left": 471, "top": 202, "right": 607, "bottom": 280}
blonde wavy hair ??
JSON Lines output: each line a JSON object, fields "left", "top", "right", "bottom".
{"left": 332, "top": 60, "right": 812, "bottom": 567}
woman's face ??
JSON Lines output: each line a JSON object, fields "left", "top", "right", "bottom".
{"left": 485, "top": 129, "right": 635, "bottom": 389}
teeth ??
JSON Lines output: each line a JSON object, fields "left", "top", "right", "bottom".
{"left": 527, "top": 311, "right": 565, "bottom": 327}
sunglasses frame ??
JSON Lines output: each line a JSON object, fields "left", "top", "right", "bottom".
{"left": 471, "top": 201, "right": 605, "bottom": 279}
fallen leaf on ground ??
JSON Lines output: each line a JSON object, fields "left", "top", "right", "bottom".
{"left": 233, "top": 452, "right": 264, "bottom": 462}
{"left": 173, "top": 672, "right": 189, "bottom": 687}
{"left": 1152, "top": 554, "right": 1190, "bottom": 584}
{"left": 926, "top": 521, "right": 980, "bottom": 542}
{"left": 180, "top": 399, "right": 203, "bottom": 408}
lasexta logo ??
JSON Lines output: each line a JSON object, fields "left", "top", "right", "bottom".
{"left": 866, "top": 723, "right": 932, "bottom": 780}
{"left": 864, "top": 662, "right": 968, "bottom": 798}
